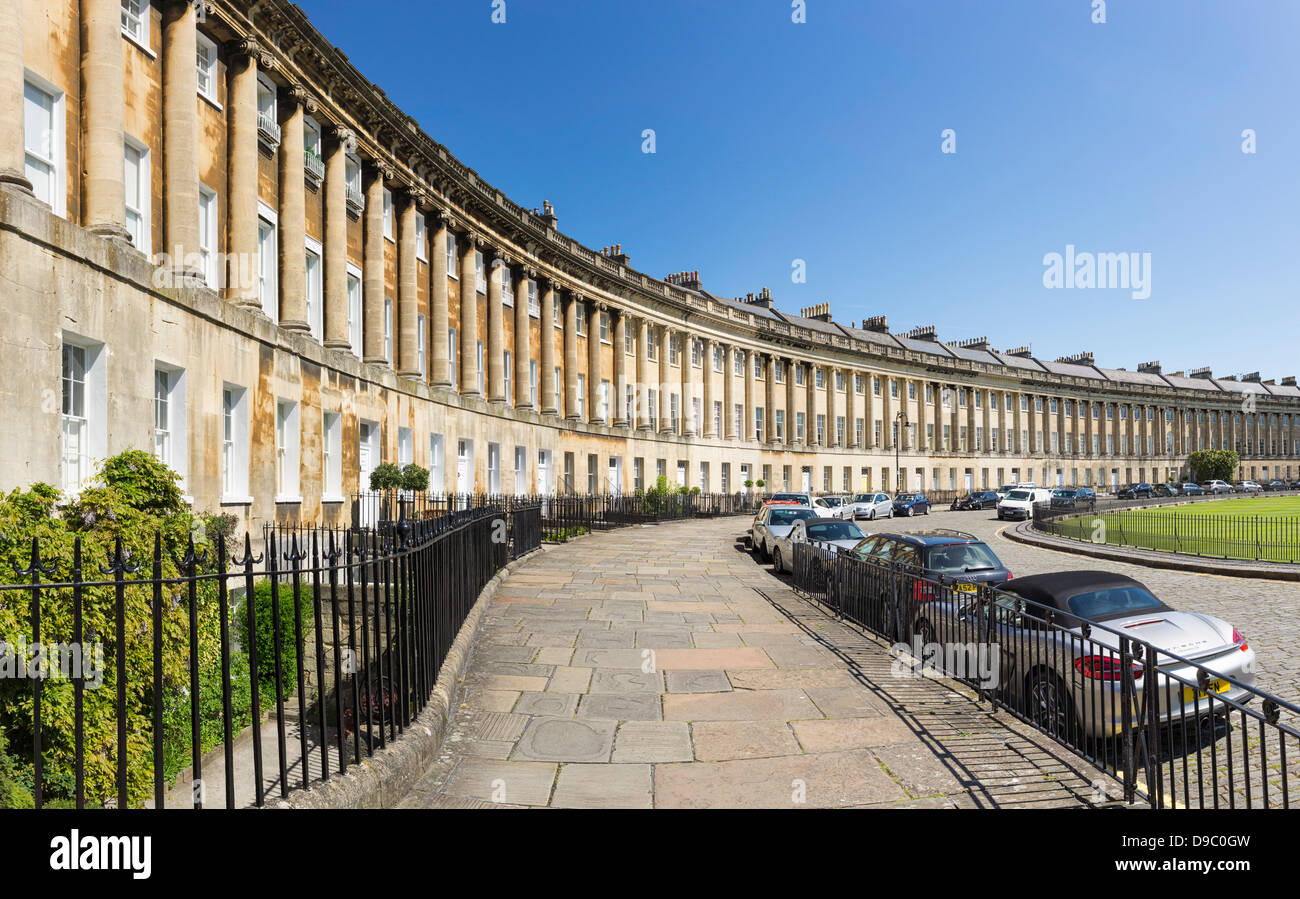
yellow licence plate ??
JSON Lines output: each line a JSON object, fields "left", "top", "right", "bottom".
{"left": 1183, "top": 680, "right": 1230, "bottom": 703}
{"left": 955, "top": 583, "right": 977, "bottom": 594}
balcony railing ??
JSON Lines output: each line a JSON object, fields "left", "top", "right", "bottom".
{"left": 256, "top": 110, "right": 281, "bottom": 150}
{"left": 304, "top": 150, "right": 324, "bottom": 184}
{"left": 345, "top": 182, "right": 365, "bottom": 216}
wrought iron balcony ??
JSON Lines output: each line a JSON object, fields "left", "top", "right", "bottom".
{"left": 257, "top": 110, "right": 281, "bottom": 150}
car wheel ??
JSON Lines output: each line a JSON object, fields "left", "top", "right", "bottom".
{"left": 1026, "top": 670, "right": 1079, "bottom": 743}
{"left": 772, "top": 546, "right": 783, "bottom": 573}
{"left": 868, "top": 509, "right": 875, "bottom": 521}
{"left": 761, "top": 541, "right": 771, "bottom": 563}
{"left": 907, "top": 507, "right": 915, "bottom": 517}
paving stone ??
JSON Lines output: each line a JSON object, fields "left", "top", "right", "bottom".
{"left": 552, "top": 764, "right": 653, "bottom": 809}
{"left": 477, "top": 674, "right": 551, "bottom": 693}
{"left": 589, "top": 668, "right": 663, "bottom": 694}
{"left": 533, "top": 647, "right": 575, "bottom": 666}
{"left": 655, "top": 750, "right": 907, "bottom": 808}
{"left": 663, "top": 689, "right": 820, "bottom": 722}
{"left": 479, "top": 661, "right": 556, "bottom": 677}
{"left": 665, "top": 670, "right": 732, "bottom": 693}
{"left": 473, "top": 644, "right": 538, "bottom": 663}
{"left": 547, "top": 666, "right": 593, "bottom": 693}
{"left": 570, "top": 648, "right": 650, "bottom": 669}
{"left": 441, "top": 759, "right": 558, "bottom": 807}
{"left": 691, "top": 720, "right": 802, "bottom": 761}
{"left": 612, "top": 721, "right": 693, "bottom": 763}
{"left": 460, "top": 689, "right": 520, "bottom": 712}
{"left": 511, "top": 717, "right": 617, "bottom": 762}
{"left": 726, "top": 669, "right": 861, "bottom": 691}
{"left": 575, "top": 630, "right": 636, "bottom": 648}
{"left": 651, "top": 648, "right": 775, "bottom": 670}
{"left": 872, "top": 740, "right": 968, "bottom": 797}
{"left": 578, "top": 692, "right": 662, "bottom": 721}
{"left": 791, "top": 716, "right": 916, "bottom": 752}
{"left": 762, "top": 644, "right": 843, "bottom": 668}
{"left": 515, "top": 691, "right": 580, "bottom": 717}
{"left": 634, "top": 630, "right": 695, "bottom": 649}
{"left": 804, "top": 686, "right": 889, "bottom": 719}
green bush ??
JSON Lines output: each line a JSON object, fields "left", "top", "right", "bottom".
{"left": 369, "top": 463, "right": 403, "bottom": 491}
{"left": 0, "top": 451, "right": 221, "bottom": 807}
{"left": 237, "top": 580, "right": 313, "bottom": 699}
{"left": 641, "top": 475, "right": 670, "bottom": 516}
{"left": 0, "top": 726, "right": 33, "bottom": 809}
{"left": 1189, "top": 449, "right": 1239, "bottom": 483}
{"left": 400, "top": 464, "right": 429, "bottom": 492}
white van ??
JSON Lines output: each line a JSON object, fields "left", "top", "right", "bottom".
{"left": 997, "top": 487, "right": 1052, "bottom": 521}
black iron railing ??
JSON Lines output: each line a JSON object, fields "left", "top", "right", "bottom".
{"left": 2, "top": 503, "right": 538, "bottom": 810}
{"left": 786, "top": 541, "right": 1299, "bottom": 808}
{"left": 1032, "top": 499, "right": 1300, "bottom": 563}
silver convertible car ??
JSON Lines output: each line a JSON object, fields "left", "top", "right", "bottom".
{"left": 913, "top": 570, "right": 1257, "bottom": 740}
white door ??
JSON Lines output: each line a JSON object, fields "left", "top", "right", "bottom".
{"left": 608, "top": 457, "right": 622, "bottom": 496}
{"left": 740, "top": 464, "right": 751, "bottom": 492}
{"left": 676, "top": 461, "right": 687, "bottom": 488}
{"left": 801, "top": 467, "right": 812, "bottom": 492}
{"left": 964, "top": 471, "right": 973, "bottom": 492}
{"left": 457, "top": 439, "right": 473, "bottom": 505}
{"left": 358, "top": 422, "right": 377, "bottom": 526}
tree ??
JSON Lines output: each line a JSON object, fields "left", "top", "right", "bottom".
{"left": 399, "top": 464, "right": 429, "bottom": 493}
{"left": 368, "top": 462, "right": 402, "bottom": 491}
{"left": 1188, "top": 449, "right": 1238, "bottom": 482}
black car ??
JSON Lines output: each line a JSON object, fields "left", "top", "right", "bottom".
{"left": 1151, "top": 483, "right": 1176, "bottom": 497}
{"left": 1049, "top": 487, "right": 1096, "bottom": 510}
{"left": 1264, "top": 480, "right": 1288, "bottom": 492}
{"left": 843, "top": 529, "right": 1013, "bottom": 640}
{"left": 1117, "top": 482, "right": 1153, "bottom": 499}
{"left": 951, "top": 490, "right": 1000, "bottom": 511}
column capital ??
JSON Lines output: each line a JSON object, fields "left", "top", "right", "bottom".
{"left": 326, "top": 124, "right": 357, "bottom": 153}
{"left": 402, "top": 184, "right": 428, "bottom": 207}
{"left": 224, "top": 35, "right": 274, "bottom": 69}
{"left": 462, "top": 230, "right": 483, "bottom": 249}
{"left": 285, "top": 83, "right": 318, "bottom": 115}
{"left": 367, "top": 159, "right": 396, "bottom": 184}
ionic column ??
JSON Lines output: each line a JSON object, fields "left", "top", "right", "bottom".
{"left": 540, "top": 279, "right": 557, "bottom": 413}
{"left": 81, "top": 0, "right": 127, "bottom": 237}
{"left": 702, "top": 337, "right": 715, "bottom": 437}
{"left": 514, "top": 267, "right": 532, "bottom": 408}
{"left": 785, "top": 359, "right": 797, "bottom": 446}
{"left": 681, "top": 334, "right": 695, "bottom": 436}
{"left": 163, "top": 0, "right": 201, "bottom": 275}
{"left": 863, "top": 374, "right": 876, "bottom": 447}
{"left": 430, "top": 212, "right": 452, "bottom": 386}
{"left": 806, "top": 363, "right": 818, "bottom": 446}
{"left": 636, "top": 318, "right": 651, "bottom": 430}
{"left": 322, "top": 126, "right": 352, "bottom": 348}
{"left": 486, "top": 249, "right": 506, "bottom": 402}
{"left": 563, "top": 289, "right": 580, "bottom": 418}
{"left": 277, "top": 85, "right": 311, "bottom": 330}
{"left": 225, "top": 37, "right": 263, "bottom": 307}
{"left": 967, "top": 389, "right": 977, "bottom": 453}
{"left": 459, "top": 233, "right": 481, "bottom": 395}
{"left": 763, "top": 354, "right": 776, "bottom": 443}
{"left": 723, "top": 344, "right": 736, "bottom": 439}
{"left": 362, "top": 162, "right": 389, "bottom": 364}
{"left": 949, "top": 387, "right": 960, "bottom": 453}
{"left": 612, "top": 308, "right": 628, "bottom": 426}
{"left": 588, "top": 301, "right": 604, "bottom": 422}
{"left": 0, "top": 0, "right": 32, "bottom": 193}
{"left": 397, "top": 189, "right": 424, "bottom": 377}
{"left": 915, "top": 379, "right": 928, "bottom": 452}
{"left": 844, "top": 369, "right": 858, "bottom": 448}
{"left": 743, "top": 349, "right": 755, "bottom": 442}
{"left": 658, "top": 329, "right": 672, "bottom": 433}
{"left": 880, "top": 377, "right": 892, "bottom": 449}
{"left": 827, "top": 368, "right": 839, "bottom": 446}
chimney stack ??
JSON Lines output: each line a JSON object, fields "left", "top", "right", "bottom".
{"left": 1005, "top": 346, "right": 1034, "bottom": 358}
{"left": 946, "top": 337, "right": 991, "bottom": 351}
{"left": 1137, "top": 360, "right": 1162, "bottom": 374}
{"left": 1282, "top": 376, "right": 1297, "bottom": 387}
{"left": 1189, "top": 367, "right": 1214, "bottom": 379}
{"left": 1056, "top": 351, "right": 1095, "bottom": 366}
{"left": 799, "top": 302, "right": 832, "bottom": 322}
{"left": 861, "top": 315, "right": 889, "bottom": 333}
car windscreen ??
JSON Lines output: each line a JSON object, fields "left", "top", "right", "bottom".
{"left": 852, "top": 494, "right": 873, "bottom": 502}
{"left": 768, "top": 509, "right": 817, "bottom": 526}
{"left": 1052, "top": 490, "right": 1075, "bottom": 497}
{"left": 1065, "top": 586, "right": 1169, "bottom": 621}
{"left": 895, "top": 494, "right": 919, "bottom": 502}
{"left": 822, "top": 497, "right": 843, "bottom": 506}
{"left": 1007, "top": 490, "right": 1031, "bottom": 500}
{"left": 924, "top": 543, "right": 1002, "bottom": 574}
{"left": 805, "top": 521, "right": 864, "bottom": 541}
{"left": 771, "top": 494, "right": 806, "bottom": 504}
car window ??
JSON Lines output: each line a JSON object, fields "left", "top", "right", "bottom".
{"left": 1066, "top": 586, "right": 1167, "bottom": 621}
{"left": 851, "top": 536, "right": 880, "bottom": 558}
{"left": 893, "top": 545, "right": 920, "bottom": 568}
{"left": 1007, "top": 490, "right": 1031, "bottom": 500}
{"left": 925, "top": 542, "right": 1002, "bottom": 574}
{"left": 806, "top": 521, "right": 865, "bottom": 542}
{"left": 768, "top": 509, "right": 817, "bottom": 526}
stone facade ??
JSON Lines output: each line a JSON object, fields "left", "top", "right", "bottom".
{"left": 4, "top": 0, "right": 1298, "bottom": 535}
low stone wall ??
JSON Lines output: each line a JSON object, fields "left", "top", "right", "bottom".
{"left": 271, "top": 550, "right": 540, "bottom": 808}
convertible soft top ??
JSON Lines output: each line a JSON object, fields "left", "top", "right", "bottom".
{"left": 999, "top": 570, "right": 1170, "bottom": 621}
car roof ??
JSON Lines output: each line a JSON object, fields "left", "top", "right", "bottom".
{"left": 876, "top": 529, "right": 980, "bottom": 547}
{"left": 1000, "top": 570, "right": 1146, "bottom": 605}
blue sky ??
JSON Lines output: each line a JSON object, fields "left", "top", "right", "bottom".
{"left": 300, "top": 0, "right": 1299, "bottom": 380}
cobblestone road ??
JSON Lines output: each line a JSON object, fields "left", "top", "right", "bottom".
{"left": 398, "top": 516, "right": 1118, "bottom": 809}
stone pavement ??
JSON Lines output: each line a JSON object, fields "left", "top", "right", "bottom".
{"left": 398, "top": 517, "right": 1113, "bottom": 809}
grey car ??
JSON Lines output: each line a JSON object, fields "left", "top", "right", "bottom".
{"left": 920, "top": 571, "right": 1257, "bottom": 740}
{"left": 771, "top": 517, "right": 867, "bottom": 574}
{"left": 750, "top": 505, "right": 818, "bottom": 563}
{"left": 840, "top": 492, "right": 894, "bottom": 521}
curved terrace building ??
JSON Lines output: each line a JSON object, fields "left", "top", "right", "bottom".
{"left": 2, "top": 0, "right": 1298, "bottom": 530}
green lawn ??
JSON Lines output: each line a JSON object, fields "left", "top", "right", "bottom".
{"left": 1045, "top": 496, "right": 1300, "bottom": 563}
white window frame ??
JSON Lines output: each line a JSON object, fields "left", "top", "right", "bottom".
{"left": 196, "top": 31, "right": 220, "bottom": 107}
{"left": 275, "top": 399, "right": 301, "bottom": 502}
{"left": 383, "top": 297, "right": 394, "bottom": 363}
{"left": 429, "top": 434, "right": 445, "bottom": 494}
{"left": 322, "top": 411, "right": 343, "bottom": 502}
{"left": 61, "top": 335, "right": 107, "bottom": 497}
{"left": 417, "top": 313, "right": 427, "bottom": 375}
{"left": 305, "top": 235, "right": 323, "bottom": 340}
{"left": 346, "top": 262, "right": 363, "bottom": 356}
{"left": 382, "top": 188, "right": 394, "bottom": 241}
{"left": 120, "top": 0, "right": 151, "bottom": 54}
{"left": 257, "top": 201, "right": 278, "bottom": 321}
{"left": 446, "top": 232, "right": 458, "bottom": 279}
{"left": 23, "top": 72, "right": 66, "bottom": 217}
{"left": 198, "top": 184, "right": 218, "bottom": 287}
{"left": 123, "top": 135, "right": 150, "bottom": 256}
{"left": 220, "top": 383, "right": 251, "bottom": 504}
{"left": 415, "top": 212, "right": 427, "bottom": 262}
{"left": 153, "top": 362, "right": 188, "bottom": 490}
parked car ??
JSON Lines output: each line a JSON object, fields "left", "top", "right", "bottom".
{"left": 746, "top": 499, "right": 803, "bottom": 544}
{"left": 841, "top": 492, "right": 894, "bottom": 521}
{"left": 1180, "top": 483, "right": 1207, "bottom": 496}
{"left": 952, "top": 491, "right": 1001, "bottom": 511}
{"left": 768, "top": 492, "right": 838, "bottom": 518}
{"left": 1236, "top": 481, "right": 1262, "bottom": 494}
{"left": 820, "top": 495, "right": 848, "bottom": 511}
{"left": 1117, "top": 483, "right": 1153, "bottom": 500}
{"left": 771, "top": 518, "right": 867, "bottom": 574}
{"left": 891, "top": 492, "right": 931, "bottom": 517}
{"left": 1153, "top": 483, "right": 1179, "bottom": 497}
{"left": 997, "top": 487, "right": 1052, "bottom": 520}
{"left": 1201, "top": 480, "right": 1233, "bottom": 495}
{"left": 1049, "top": 487, "right": 1096, "bottom": 510}
{"left": 1264, "top": 480, "right": 1288, "bottom": 492}
{"left": 843, "top": 530, "right": 1012, "bottom": 640}
{"left": 750, "top": 505, "right": 819, "bottom": 562}
{"left": 977, "top": 571, "right": 1258, "bottom": 739}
